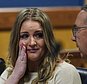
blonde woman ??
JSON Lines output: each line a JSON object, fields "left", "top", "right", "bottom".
{"left": 0, "top": 8, "right": 81, "bottom": 84}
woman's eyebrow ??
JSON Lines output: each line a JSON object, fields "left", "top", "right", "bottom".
{"left": 34, "top": 30, "right": 43, "bottom": 33}
{"left": 20, "top": 32, "right": 28, "bottom": 34}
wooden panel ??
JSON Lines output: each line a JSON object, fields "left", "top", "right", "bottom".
{"left": 45, "top": 7, "right": 80, "bottom": 27}
{"left": 60, "top": 49, "right": 87, "bottom": 68}
{"left": 0, "top": 7, "right": 80, "bottom": 30}
{"left": 0, "top": 12, "right": 18, "bottom": 30}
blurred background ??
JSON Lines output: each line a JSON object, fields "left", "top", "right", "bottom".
{"left": 0, "top": 0, "right": 87, "bottom": 68}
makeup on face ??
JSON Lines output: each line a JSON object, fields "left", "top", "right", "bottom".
{"left": 20, "top": 30, "right": 43, "bottom": 40}
{"left": 19, "top": 20, "right": 45, "bottom": 61}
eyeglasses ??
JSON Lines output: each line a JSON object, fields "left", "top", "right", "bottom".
{"left": 72, "top": 24, "right": 87, "bottom": 37}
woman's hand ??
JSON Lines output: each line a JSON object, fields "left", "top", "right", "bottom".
{"left": 6, "top": 43, "right": 27, "bottom": 84}
{"left": 13, "top": 43, "right": 27, "bottom": 79}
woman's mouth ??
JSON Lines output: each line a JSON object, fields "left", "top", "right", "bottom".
{"left": 27, "top": 48, "right": 39, "bottom": 53}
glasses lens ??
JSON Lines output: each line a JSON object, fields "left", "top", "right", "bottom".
{"left": 72, "top": 24, "right": 87, "bottom": 37}
{"left": 72, "top": 25, "right": 78, "bottom": 37}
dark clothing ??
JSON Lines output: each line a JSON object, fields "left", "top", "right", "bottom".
{"left": 83, "top": 77, "right": 87, "bottom": 84}
{"left": 0, "top": 58, "right": 6, "bottom": 75}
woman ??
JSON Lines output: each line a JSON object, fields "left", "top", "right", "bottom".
{"left": 0, "top": 8, "right": 81, "bottom": 84}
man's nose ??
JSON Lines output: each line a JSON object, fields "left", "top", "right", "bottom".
{"left": 71, "top": 35, "right": 76, "bottom": 42}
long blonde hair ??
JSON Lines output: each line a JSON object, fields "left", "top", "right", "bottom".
{"left": 8, "top": 8, "right": 61, "bottom": 84}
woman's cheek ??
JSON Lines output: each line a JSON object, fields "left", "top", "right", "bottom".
{"left": 19, "top": 39, "right": 27, "bottom": 45}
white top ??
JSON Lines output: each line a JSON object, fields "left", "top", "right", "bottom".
{"left": 0, "top": 61, "right": 82, "bottom": 84}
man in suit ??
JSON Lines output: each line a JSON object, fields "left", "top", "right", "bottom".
{"left": 72, "top": 5, "right": 87, "bottom": 84}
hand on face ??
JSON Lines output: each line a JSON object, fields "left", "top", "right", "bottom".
{"left": 12, "top": 42, "right": 27, "bottom": 80}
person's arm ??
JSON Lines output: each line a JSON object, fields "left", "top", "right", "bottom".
{"left": 5, "top": 73, "right": 20, "bottom": 84}
{"left": 5, "top": 43, "right": 27, "bottom": 84}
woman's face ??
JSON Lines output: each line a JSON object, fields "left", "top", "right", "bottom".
{"left": 19, "top": 20, "right": 45, "bottom": 61}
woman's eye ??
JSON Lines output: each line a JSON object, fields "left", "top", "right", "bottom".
{"left": 20, "top": 34, "right": 29, "bottom": 39}
{"left": 34, "top": 32, "right": 43, "bottom": 39}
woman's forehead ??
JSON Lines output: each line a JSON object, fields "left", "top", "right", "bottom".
{"left": 22, "top": 20, "right": 42, "bottom": 28}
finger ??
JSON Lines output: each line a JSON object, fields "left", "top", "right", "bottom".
{"left": 19, "top": 42, "right": 26, "bottom": 55}
{"left": 18, "top": 43, "right": 27, "bottom": 61}
{"left": 20, "top": 44, "right": 27, "bottom": 62}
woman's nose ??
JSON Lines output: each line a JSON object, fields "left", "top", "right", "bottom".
{"left": 28, "top": 37, "right": 36, "bottom": 46}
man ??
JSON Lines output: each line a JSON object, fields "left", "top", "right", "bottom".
{"left": 72, "top": 5, "right": 87, "bottom": 58}
{"left": 72, "top": 5, "right": 87, "bottom": 84}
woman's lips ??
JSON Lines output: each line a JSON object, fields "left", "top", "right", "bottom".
{"left": 27, "top": 48, "right": 39, "bottom": 53}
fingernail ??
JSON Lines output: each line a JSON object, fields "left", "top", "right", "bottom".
{"left": 23, "top": 45, "right": 26, "bottom": 49}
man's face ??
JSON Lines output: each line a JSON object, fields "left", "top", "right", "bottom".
{"left": 72, "top": 10, "right": 87, "bottom": 57}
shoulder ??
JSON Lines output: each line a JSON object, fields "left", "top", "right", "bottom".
{"left": 55, "top": 61, "right": 80, "bottom": 76}
{"left": 0, "top": 67, "right": 12, "bottom": 82}
{"left": 53, "top": 61, "right": 81, "bottom": 84}
{"left": 55, "top": 61, "right": 77, "bottom": 72}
